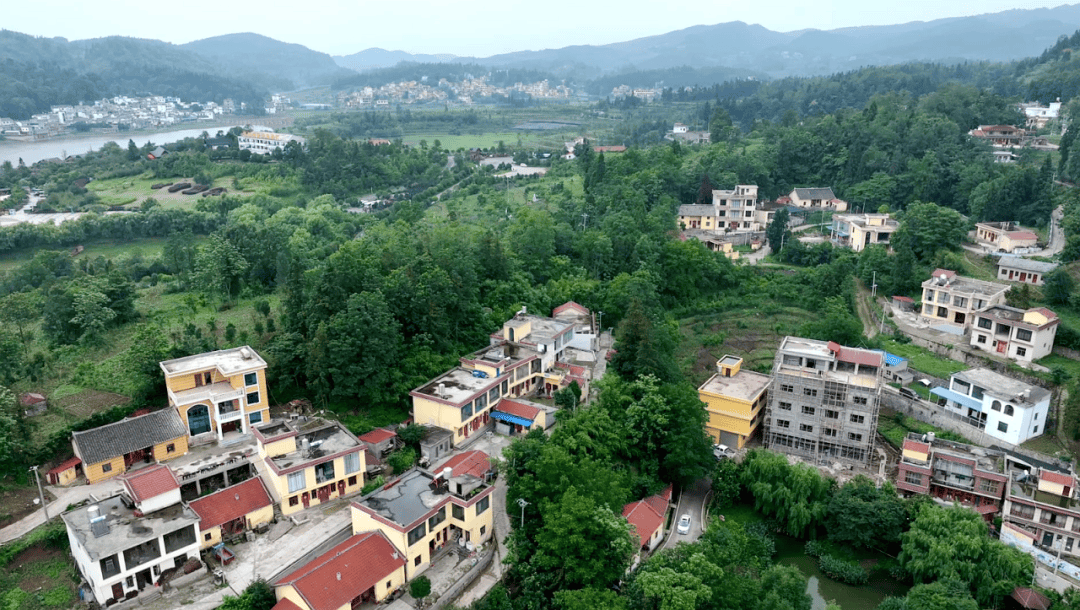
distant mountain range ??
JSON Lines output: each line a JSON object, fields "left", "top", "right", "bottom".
{"left": 332, "top": 4, "right": 1080, "bottom": 78}
{"left": 181, "top": 33, "right": 354, "bottom": 90}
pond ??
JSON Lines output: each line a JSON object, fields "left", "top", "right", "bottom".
{"left": 774, "top": 535, "right": 910, "bottom": 610}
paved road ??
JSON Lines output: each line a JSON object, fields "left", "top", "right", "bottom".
{"left": 662, "top": 477, "right": 711, "bottom": 550}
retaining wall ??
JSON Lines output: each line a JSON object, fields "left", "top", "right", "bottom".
{"left": 429, "top": 547, "right": 495, "bottom": 610}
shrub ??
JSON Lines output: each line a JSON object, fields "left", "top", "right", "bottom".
{"left": 409, "top": 575, "right": 431, "bottom": 599}
{"left": 804, "top": 539, "right": 827, "bottom": 558}
{"left": 818, "top": 554, "right": 868, "bottom": 585}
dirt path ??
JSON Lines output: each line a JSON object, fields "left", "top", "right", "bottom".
{"left": 854, "top": 280, "right": 879, "bottom": 338}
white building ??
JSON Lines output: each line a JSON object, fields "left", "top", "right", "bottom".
{"left": 969, "top": 305, "right": 1059, "bottom": 363}
{"left": 931, "top": 368, "right": 1051, "bottom": 445}
{"left": 62, "top": 466, "right": 200, "bottom": 605}
{"left": 237, "top": 131, "right": 307, "bottom": 154}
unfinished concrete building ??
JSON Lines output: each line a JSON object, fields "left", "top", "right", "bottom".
{"left": 763, "top": 337, "right": 884, "bottom": 468}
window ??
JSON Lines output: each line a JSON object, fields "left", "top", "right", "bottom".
{"left": 980, "top": 479, "right": 999, "bottom": 494}
{"left": 429, "top": 507, "right": 446, "bottom": 529}
{"left": 477, "top": 496, "right": 490, "bottom": 514}
{"left": 315, "top": 461, "right": 335, "bottom": 483}
{"left": 998, "top": 422, "right": 1009, "bottom": 433}
{"left": 244, "top": 372, "right": 258, "bottom": 386}
{"left": 288, "top": 472, "right": 305, "bottom": 493}
{"left": 452, "top": 504, "right": 465, "bottom": 520}
{"left": 386, "top": 580, "right": 392, "bottom": 589}
{"left": 1035, "top": 413, "right": 1040, "bottom": 421}
{"left": 803, "top": 388, "right": 818, "bottom": 397}
{"left": 976, "top": 334, "right": 987, "bottom": 344}
{"left": 246, "top": 391, "right": 260, "bottom": 406}
{"left": 100, "top": 555, "right": 121, "bottom": 579}
{"left": 348, "top": 475, "right": 357, "bottom": 486}
{"left": 848, "top": 433, "right": 863, "bottom": 442}
{"left": 407, "top": 524, "right": 427, "bottom": 546}
{"left": 1016, "top": 347, "right": 1027, "bottom": 357}
{"left": 344, "top": 452, "right": 360, "bottom": 474}
{"left": 167, "top": 443, "right": 176, "bottom": 454}
{"left": 801, "top": 406, "right": 815, "bottom": 415}
{"left": 204, "top": 532, "right": 213, "bottom": 541}
{"left": 1034, "top": 426, "right": 1040, "bottom": 434}
{"left": 853, "top": 396, "right": 868, "bottom": 406}
{"left": 799, "top": 424, "right": 813, "bottom": 432}
{"left": 781, "top": 384, "right": 793, "bottom": 393}
{"left": 1017, "top": 329, "right": 1033, "bottom": 342}
{"left": 1004, "top": 405, "right": 1014, "bottom": 416}
{"left": 248, "top": 411, "right": 263, "bottom": 425}
{"left": 289, "top": 496, "right": 298, "bottom": 506}
{"left": 904, "top": 471, "right": 923, "bottom": 485}
{"left": 1011, "top": 503, "right": 1035, "bottom": 519}
{"left": 991, "top": 400, "right": 1001, "bottom": 412}
{"left": 124, "top": 539, "right": 162, "bottom": 569}
{"left": 850, "top": 414, "right": 865, "bottom": 424}
{"left": 488, "top": 387, "right": 500, "bottom": 404}
{"left": 480, "top": 525, "right": 487, "bottom": 536}
{"left": 414, "top": 556, "right": 422, "bottom": 566}
{"left": 776, "top": 420, "right": 790, "bottom": 429}
{"left": 779, "top": 401, "right": 792, "bottom": 411}
{"left": 825, "top": 410, "right": 839, "bottom": 420}
{"left": 461, "top": 402, "right": 473, "bottom": 421}
{"left": 824, "top": 428, "right": 837, "bottom": 437}
{"left": 102, "top": 463, "right": 112, "bottom": 473}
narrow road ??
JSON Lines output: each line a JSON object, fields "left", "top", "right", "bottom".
{"left": 662, "top": 477, "right": 711, "bottom": 549}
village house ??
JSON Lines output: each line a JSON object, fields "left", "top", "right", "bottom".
{"left": 787, "top": 187, "right": 848, "bottom": 211}
{"left": 763, "top": 337, "right": 883, "bottom": 468}
{"left": 351, "top": 450, "right": 496, "bottom": 579}
{"left": 269, "top": 530, "right": 407, "bottom": 610}
{"left": 677, "top": 185, "right": 763, "bottom": 232}
{"left": 237, "top": 131, "right": 306, "bottom": 154}
{"left": 71, "top": 408, "right": 189, "bottom": 484}
{"left": 895, "top": 432, "right": 1008, "bottom": 521}
{"left": 622, "top": 484, "right": 674, "bottom": 554}
{"left": 160, "top": 346, "right": 270, "bottom": 442}
{"left": 1021, "top": 101, "right": 1062, "bottom": 130}
{"left": 551, "top": 301, "right": 598, "bottom": 351}
{"left": 61, "top": 476, "right": 200, "bottom": 605}
{"left": 975, "top": 222, "right": 1039, "bottom": 253}
{"left": 490, "top": 397, "right": 556, "bottom": 436}
{"left": 930, "top": 368, "right": 1051, "bottom": 445}
{"left": 919, "top": 269, "right": 1010, "bottom": 331}
{"left": 1003, "top": 458, "right": 1080, "bottom": 557}
{"left": 697, "top": 356, "right": 770, "bottom": 450}
{"left": 969, "top": 124, "right": 1025, "bottom": 146}
{"left": 253, "top": 418, "right": 366, "bottom": 516}
{"left": 829, "top": 213, "right": 898, "bottom": 252}
{"left": 969, "top": 305, "right": 1059, "bottom": 363}
{"left": 187, "top": 477, "right": 274, "bottom": 550}
{"left": 997, "top": 256, "right": 1057, "bottom": 286}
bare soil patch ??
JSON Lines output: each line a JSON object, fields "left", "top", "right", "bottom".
{"left": 54, "top": 390, "right": 131, "bottom": 419}
{"left": 0, "top": 485, "right": 55, "bottom": 528}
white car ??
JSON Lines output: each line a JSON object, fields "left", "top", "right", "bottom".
{"left": 677, "top": 513, "right": 692, "bottom": 535}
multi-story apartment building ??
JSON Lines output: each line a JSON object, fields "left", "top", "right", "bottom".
{"left": 1003, "top": 460, "right": 1080, "bottom": 556}
{"left": 997, "top": 257, "right": 1058, "bottom": 286}
{"left": 697, "top": 356, "right": 770, "bottom": 449}
{"left": 253, "top": 418, "right": 366, "bottom": 516}
{"left": 895, "top": 432, "right": 1008, "bottom": 520}
{"left": 160, "top": 346, "right": 270, "bottom": 442}
{"left": 351, "top": 450, "right": 495, "bottom": 579}
{"left": 237, "top": 131, "right": 307, "bottom": 154}
{"left": 830, "top": 213, "right": 898, "bottom": 252}
{"left": 919, "top": 269, "right": 1010, "bottom": 330}
{"left": 930, "top": 368, "right": 1051, "bottom": 445}
{"left": 969, "top": 305, "right": 1059, "bottom": 363}
{"left": 763, "top": 337, "right": 883, "bottom": 467}
{"left": 62, "top": 469, "right": 200, "bottom": 605}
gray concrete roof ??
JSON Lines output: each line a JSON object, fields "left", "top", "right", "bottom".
{"left": 699, "top": 369, "right": 771, "bottom": 401}
{"left": 72, "top": 409, "right": 188, "bottom": 466}
{"left": 953, "top": 368, "right": 1051, "bottom": 406}
{"left": 357, "top": 470, "right": 446, "bottom": 528}
{"left": 159, "top": 346, "right": 266, "bottom": 376}
{"left": 61, "top": 494, "right": 199, "bottom": 561}
{"left": 996, "top": 256, "right": 1058, "bottom": 274}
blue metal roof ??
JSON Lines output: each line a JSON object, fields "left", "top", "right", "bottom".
{"left": 931, "top": 387, "right": 983, "bottom": 411}
{"left": 492, "top": 410, "right": 533, "bottom": 427}
{"left": 871, "top": 350, "right": 906, "bottom": 367}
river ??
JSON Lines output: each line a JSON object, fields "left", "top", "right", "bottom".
{"left": 774, "top": 535, "right": 910, "bottom": 610}
{"left": 0, "top": 125, "right": 247, "bottom": 167}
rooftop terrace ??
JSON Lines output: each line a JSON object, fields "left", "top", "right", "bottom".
{"left": 356, "top": 469, "right": 486, "bottom": 529}
{"left": 159, "top": 346, "right": 266, "bottom": 376}
{"left": 265, "top": 420, "right": 362, "bottom": 471}
{"left": 62, "top": 494, "right": 199, "bottom": 560}
{"left": 699, "top": 368, "right": 770, "bottom": 402}
{"left": 414, "top": 367, "right": 501, "bottom": 405}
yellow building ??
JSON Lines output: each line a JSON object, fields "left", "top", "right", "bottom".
{"left": 697, "top": 356, "right": 771, "bottom": 449}
{"left": 71, "top": 409, "right": 190, "bottom": 484}
{"left": 351, "top": 450, "right": 495, "bottom": 579}
{"left": 830, "top": 213, "right": 898, "bottom": 252}
{"left": 270, "top": 531, "right": 407, "bottom": 610}
{"left": 188, "top": 477, "right": 274, "bottom": 549}
{"left": 254, "top": 418, "right": 366, "bottom": 516}
{"left": 160, "top": 346, "right": 270, "bottom": 441}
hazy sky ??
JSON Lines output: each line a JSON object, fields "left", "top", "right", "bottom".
{"left": 4, "top": 0, "right": 1068, "bottom": 57}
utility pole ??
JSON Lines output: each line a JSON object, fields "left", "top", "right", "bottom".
{"left": 871, "top": 271, "right": 877, "bottom": 299}
{"left": 581, "top": 212, "right": 589, "bottom": 230}
{"left": 29, "top": 465, "right": 48, "bottom": 521}
{"left": 516, "top": 498, "right": 529, "bottom": 529}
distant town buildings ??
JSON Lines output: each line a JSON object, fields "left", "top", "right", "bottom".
{"left": 0, "top": 95, "right": 234, "bottom": 140}
{"left": 338, "top": 76, "right": 571, "bottom": 108}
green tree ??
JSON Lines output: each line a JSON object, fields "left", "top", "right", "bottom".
{"left": 554, "top": 587, "right": 628, "bottom": 610}
{"left": 0, "top": 291, "right": 41, "bottom": 354}
{"left": 893, "top": 202, "right": 967, "bottom": 264}
{"left": 904, "top": 580, "right": 979, "bottom": 610}
{"left": 194, "top": 234, "right": 249, "bottom": 301}
{"left": 799, "top": 296, "right": 864, "bottom": 347}
{"left": 741, "top": 449, "right": 833, "bottom": 538}
{"left": 611, "top": 299, "right": 679, "bottom": 384}
{"left": 409, "top": 575, "right": 431, "bottom": 599}
{"left": 1044, "top": 268, "right": 1075, "bottom": 306}
{"left": 320, "top": 291, "right": 402, "bottom": 405}
{"left": 766, "top": 208, "right": 791, "bottom": 250}
{"left": 824, "top": 476, "right": 907, "bottom": 550}
{"left": 217, "top": 580, "right": 276, "bottom": 610}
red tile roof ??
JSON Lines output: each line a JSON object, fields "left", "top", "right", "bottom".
{"left": 1007, "top": 231, "right": 1038, "bottom": 241}
{"left": 359, "top": 428, "right": 396, "bottom": 444}
{"left": 439, "top": 450, "right": 492, "bottom": 479}
{"left": 827, "top": 342, "right": 883, "bottom": 367}
{"left": 553, "top": 301, "right": 589, "bottom": 316}
{"left": 892, "top": 295, "right": 914, "bottom": 303}
{"left": 1041, "top": 470, "right": 1075, "bottom": 488}
{"left": 121, "top": 465, "right": 179, "bottom": 503}
{"left": 902, "top": 439, "right": 930, "bottom": 454}
{"left": 622, "top": 499, "right": 664, "bottom": 548}
{"left": 19, "top": 392, "right": 45, "bottom": 407}
{"left": 1031, "top": 307, "right": 1058, "bottom": 319}
{"left": 189, "top": 478, "right": 273, "bottom": 529}
{"left": 272, "top": 531, "right": 405, "bottom": 610}
{"left": 495, "top": 398, "right": 540, "bottom": 421}
{"left": 270, "top": 598, "right": 305, "bottom": 610}
{"left": 47, "top": 456, "right": 81, "bottom": 475}
{"left": 930, "top": 268, "right": 957, "bottom": 280}
{"left": 643, "top": 484, "right": 673, "bottom": 516}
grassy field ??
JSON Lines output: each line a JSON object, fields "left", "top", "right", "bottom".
{"left": 878, "top": 339, "right": 966, "bottom": 379}
{"left": 0, "top": 236, "right": 186, "bottom": 273}
{"left": 400, "top": 132, "right": 559, "bottom": 150}
{"left": 0, "top": 524, "right": 77, "bottom": 610}
{"left": 87, "top": 174, "right": 250, "bottom": 210}
{"left": 878, "top": 408, "right": 971, "bottom": 448}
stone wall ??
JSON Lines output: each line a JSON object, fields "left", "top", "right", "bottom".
{"left": 430, "top": 547, "right": 495, "bottom": 610}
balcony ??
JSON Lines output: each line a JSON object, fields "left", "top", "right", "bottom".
{"left": 170, "top": 381, "right": 243, "bottom": 408}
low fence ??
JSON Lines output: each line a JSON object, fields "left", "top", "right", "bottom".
{"left": 430, "top": 546, "right": 496, "bottom": 610}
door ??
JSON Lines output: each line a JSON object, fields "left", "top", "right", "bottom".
{"left": 187, "top": 404, "right": 212, "bottom": 436}
{"left": 996, "top": 341, "right": 1008, "bottom": 354}
{"left": 302, "top": 492, "right": 310, "bottom": 508}
{"left": 337, "top": 480, "right": 345, "bottom": 496}
{"left": 112, "top": 583, "right": 124, "bottom": 601}
{"left": 136, "top": 568, "right": 152, "bottom": 589}
{"left": 1043, "top": 532, "right": 1055, "bottom": 547}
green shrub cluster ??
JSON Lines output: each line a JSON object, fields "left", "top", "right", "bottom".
{"left": 804, "top": 539, "right": 827, "bottom": 558}
{"left": 818, "top": 554, "right": 868, "bottom": 585}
